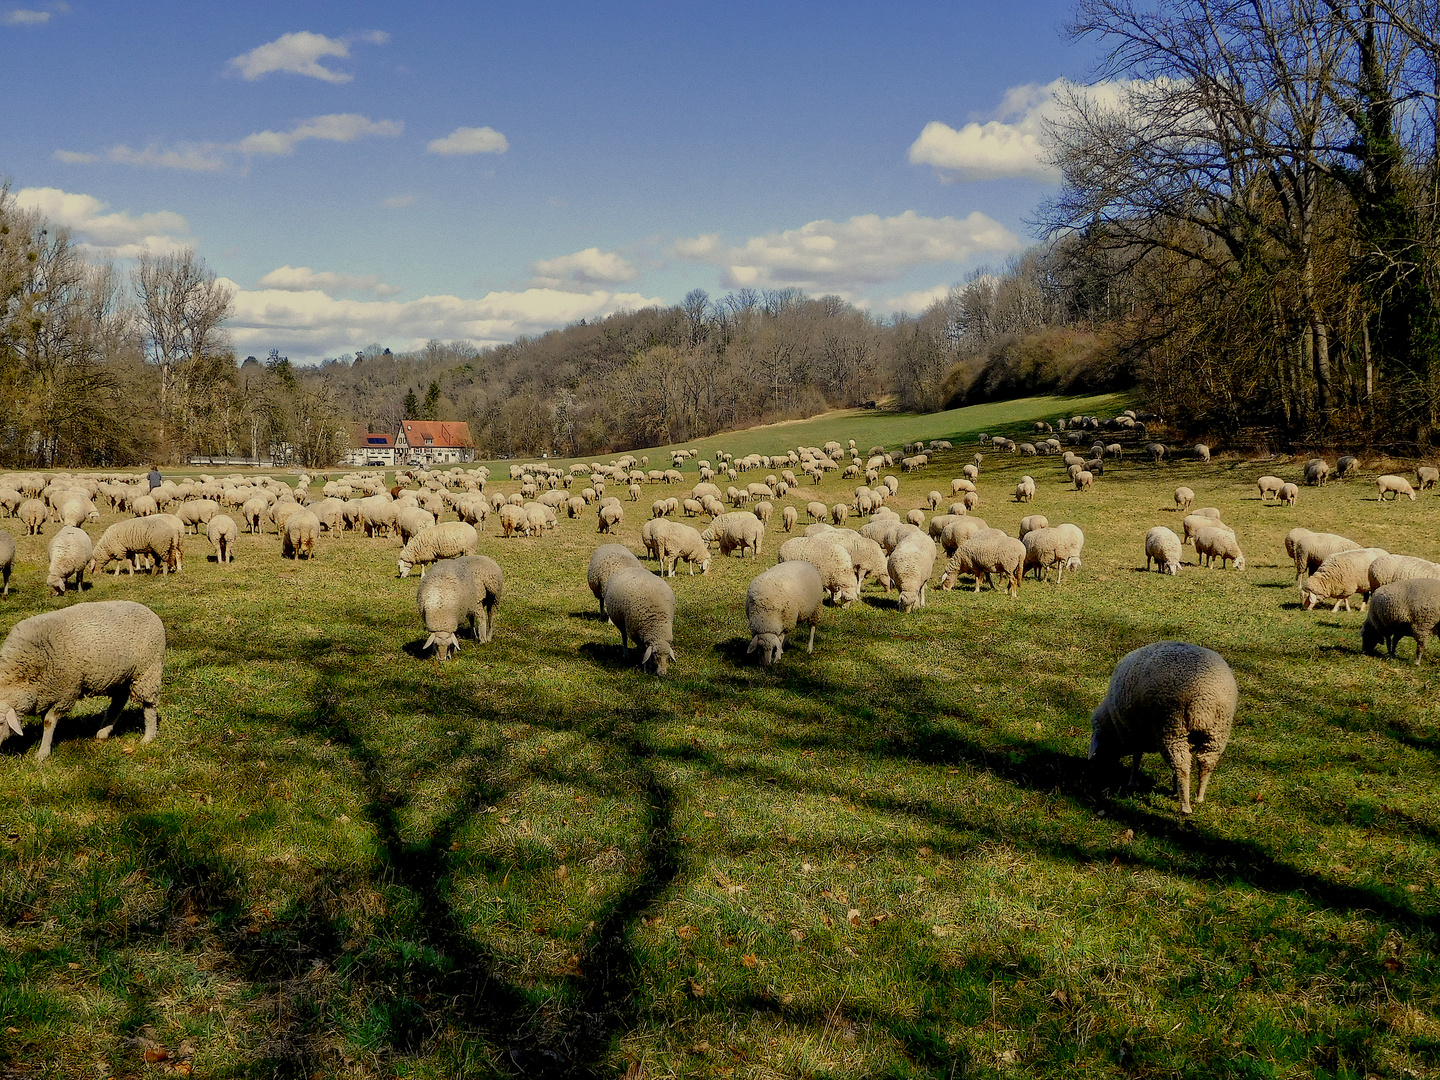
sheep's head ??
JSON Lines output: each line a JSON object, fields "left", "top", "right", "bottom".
{"left": 747, "top": 633, "right": 784, "bottom": 667}
{"left": 397, "top": 559, "right": 413, "bottom": 578}
{"left": 640, "top": 643, "right": 677, "bottom": 676}
{"left": 1300, "top": 585, "right": 1321, "bottom": 610}
{"left": 424, "top": 632, "right": 461, "bottom": 660}
{"left": 898, "top": 590, "right": 921, "bottom": 613}
{"left": 1360, "top": 621, "right": 1382, "bottom": 656}
{"left": 1233, "top": 553, "right": 1247, "bottom": 571}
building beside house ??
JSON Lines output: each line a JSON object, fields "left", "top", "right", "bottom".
{"left": 395, "top": 420, "right": 476, "bottom": 465}
{"left": 344, "top": 425, "right": 399, "bottom": 467}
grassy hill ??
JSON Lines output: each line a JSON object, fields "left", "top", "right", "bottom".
{"left": 0, "top": 391, "right": 1435, "bottom": 1079}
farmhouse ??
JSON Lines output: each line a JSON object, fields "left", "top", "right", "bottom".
{"left": 395, "top": 420, "right": 475, "bottom": 465}
{"left": 344, "top": 426, "right": 399, "bottom": 467}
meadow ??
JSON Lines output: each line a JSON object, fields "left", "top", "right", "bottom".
{"left": 1, "top": 392, "right": 1437, "bottom": 1080}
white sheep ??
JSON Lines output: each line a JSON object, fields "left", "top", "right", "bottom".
{"left": 701, "top": 512, "right": 765, "bottom": 559}
{"left": 940, "top": 529, "right": 1025, "bottom": 596}
{"left": 602, "top": 566, "right": 677, "bottom": 675}
{"left": 1256, "top": 476, "right": 1285, "bottom": 500}
{"left": 1367, "top": 553, "right": 1440, "bottom": 593}
{"left": 46, "top": 526, "right": 93, "bottom": 595}
{"left": 418, "top": 554, "right": 504, "bottom": 658}
{"left": 1278, "top": 482, "right": 1299, "bottom": 506}
{"left": 656, "top": 522, "right": 712, "bottom": 577}
{"left": 283, "top": 510, "right": 321, "bottom": 560}
{"left": 1144, "top": 526, "right": 1182, "bottom": 574}
{"left": 888, "top": 534, "right": 937, "bottom": 612}
{"left": 1304, "top": 459, "right": 1330, "bottom": 486}
{"left": 1301, "top": 548, "right": 1388, "bottom": 611}
{"left": 1015, "top": 476, "right": 1036, "bottom": 503}
{"left": 397, "top": 521, "right": 479, "bottom": 578}
{"left": 0, "top": 529, "right": 12, "bottom": 596}
{"left": 1089, "top": 641, "right": 1237, "bottom": 815}
{"left": 1363, "top": 578, "right": 1440, "bottom": 664}
{"left": 745, "top": 561, "right": 824, "bottom": 666}
{"left": 1286, "top": 528, "right": 1360, "bottom": 581}
{"left": 0, "top": 599, "right": 166, "bottom": 763}
{"left": 778, "top": 536, "right": 860, "bottom": 607}
{"left": 1174, "top": 487, "right": 1194, "bottom": 511}
{"left": 1022, "top": 524, "right": 1085, "bottom": 583}
{"left": 90, "top": 517, "right": 182, "bottom": 576}
{"left": 939, "top": 516, "right": 990, "bottom": 555}
{"left": 1193, "top": 527, "right": 1245, "bottom": 570}
{"left": 1376, "top": 475, "right": 1417, "bottom": 502}
{"left": 587, "top": 544, "right": 644, "bottom": 614}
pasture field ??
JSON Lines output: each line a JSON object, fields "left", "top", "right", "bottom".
{"left": 1, "top": 395, "right": 1438, "bottom": 1080}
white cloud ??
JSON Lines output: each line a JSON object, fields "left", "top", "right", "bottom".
{"left": 530, "top": 247, "right": 637, "bottom": 289}
{"left": 427, "top": 126, "right": 508, "bottom": 156}
{"left": 53, "top": 149, "right": 97, "bottom": 164}
{"left": 357, "top": 29, "right": 390, "bottom": 45}
{"left": 224, "top": 283, "right": 665, "bottom": 360}
{"left": 863, "top": 284, "right": 956, "bottom": 317}
{"left": 227, "top": 31, "right": 358, "bottom": 83}
{"left": 381, "top": 193, "right": 415, "bottom": 208}
{"left": 106, "top": 142, "right": 227, "bottom": 171}
{"left": 3, "top": 8, "right": 49, "bottom": 24}
{"left": 257, "top": 265, "right": 401, "bottom": 298}
{"left": 236, "top": 113, "right": 403, "bottom": 156}
{"left": 12, "top": 187, "right": 190, "bottom": 259}
{"left": 673, "top": 210, "right": 1021, "bottom": 296}
{"left": 908, "top": 79, "right": 1068, "bottom": 183}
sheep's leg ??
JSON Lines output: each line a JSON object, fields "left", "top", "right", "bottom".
{"left": 806, "top": 622, "right": 816, "bottom": 653}
{"left": 97, "top": 688, "right": 127, "bottom": 739}
{"left": 1163, "top": 739, "right": 1194, "bottom": 814}
{"left": 36, "top": 705, "right": 64, "bottom": 763}
{"left": 1414, "top": 630, "right": 1428, "bottom": 665}
{"left": 1194, "top": 746, "right": 1223, "bottom": 806}
{"left": 141, "top": 701, "right": 159, "bottom": 743}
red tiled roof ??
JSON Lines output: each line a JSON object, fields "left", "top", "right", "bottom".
{"left": 399, "top": 420, "right": 474, "bottom": 449}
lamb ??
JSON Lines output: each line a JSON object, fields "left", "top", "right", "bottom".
{"left": 46, "top": 526, "right": 93, "bottom": 595}
{"left": 1376, "top": 474, "right": 1416, "bottom": 501}
{"left": 1286, "top": 528, "right": 1361, "bottom": 580}
{"left": 701, "top": 512, "right": 765, "bottom": 559}
{"left": 1088, "top": 641, "right": 1237, "bottom": 816}
{"left": 1362, "top": 578, "right": 1440, "bottom": 664}
{"left": 1193, "top": 527, "right": 1245, "bottom": 570}
{"left": 1368, "top": 553, "right": 1440, "bottom": 592}
{"left": 0, "top": 529, "right": 12, "bottom": 596}
{"left": 398, "top": 521, "right": 479, "bottom": 577}
{"left": 1174, "top": 487, "right": 1194, "bottom": 511}
{"left": 283, "top": 510, "right": 321, "bottom": 561}
{"left": 940, "top": 528, "right": 1025, "bottom": 596}
{"left": 778, "top": 536, "right": 861, "bottom": 607}
{"left": 587, "top": 544, "right": 644, "bottom": 614}
{"left": 19, "top": 499, "right": 46, "bottom": 535}
{"left": 656, "top": 522, "right": 712, "bottom": 577}
{"left": 1015, "top": 476, "right": 1036, "bottom": 502}
{"left": 207, "top": 514, "right": 238, "bottom": 564}
{"left": 888, "top": 534, "right": 937, "bottom": 612}
{"left": 602, "top": 566, "right": 677, "bottom": 675}
{"left": 0, "top": 599, "right": 166, "bottom": 763}
{"left": 745, "top": 561, "right": 824, "bottom": 666}
{"left": 1300, "top": 547, "right": 1388, "bottom": 611}
{"left": 1144, "top": 526, "right": 1183, "bottom": 574}
{"left": 90, "top": 517, "right": 182, "bottom": 576}
{"left": 418, "top": 554, "right": 504, "bottom": 659}
{"left": 1023, "top": 524, "right": 1085, "bottom": 583}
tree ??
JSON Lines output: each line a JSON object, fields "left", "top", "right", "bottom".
{"left": 132, "top": 249, "right": 234, "bottom": 457}
{"left": 423, "top": 379, "right": 441, "bottom": 420}
{"left": 403, "top": 388, "right": 419, "bottom": 419}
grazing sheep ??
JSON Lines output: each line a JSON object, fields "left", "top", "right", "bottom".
{"left": 46, "top": 526, "right": 93, "bottom": 595}
{"left": 745, "top": 561, "right": 824, "bottom": 666}
{"left": 587, "top": 544, "right": 644, "bottom": 614}
{"left": 1145, "top": 526, "right": 1182, "bottom": 574}
{"left": 0, "top": 529, "right": 12, "bottom": 596}
{"left": 962, "top": 464, "right": 979, "bottom": 482}
{"left": 940, "top": 528, "right": 1025, "bottom": 596}
{"left": 1418, "top": 466, "right": 1439, "bottom": 490}
{"left": 1336, "top": 455, "right": 1358, "bottom": 479}
{"left": 888, "top": 535, "right": 937, "bottom": 612}
{"left": 656, "top": 522, "right": 712, "bottom": 577}
{"left": 1145, "top": 442, "right": 1166, "bottom": 463}
{"left": 701, "top": 512, "right": 765, "bottom": 559}
{"left": 1182, "top": 514, "right": 1232, "bottom": 546}
{"left": 1368, "top": 553, "right": 1440, "bottom": 592}
{"left": 90, "top": 517, "right": 183, "bottom": 576}
{"left": 1376, "top": 474, "right": 1417, "bottom": 501}
{"left": 1304, "top": 458, "right": 1330, "bottom": 486}
{"left": 1362, "top": 578, "right": 1440, "bottom": 664}
{"left": 1193, "top": 527, "right": 1246, "bottom": 570}
{"left": 396, "top": 507, "right": 436, "bottom": 546}
{"left": 778, "top": 536, "right": 861, "bottom": 606}
{"left": 806, "top": 501, "right": 828, "bottom": 524}
{"left": 1256, "top": 476, "right": 1284, "bottom": 500}
{"left": 753, "top": 501, "right": 773, "bottom": 525}
{"left": 1300, "top": 547, "right": 1389, "bottom": 611}
{"left": 1016, "top": 476, "right": 1036, "bottom": 502}
{"left": 927, "top": 490, "right": 942, "bottom": 510}
{"left": 418, "top": 554, "right": 504, "bottom": 658}
{"left": 940, "top": 517, "right": 990, "bottom": 555}
{"left": 781, "top": 505, "right": 798, "bottom": 532}
{"left": 1278, "top": 482, "right": 1299, "bottom": 506}
{"left": 207, "top": 514, "right": 238, "bottom": 564}
{"left": 602, "top": 566, "right": 677, "bottom": 675}
{"left": 19, "top": 499, "right": 46, "bottom": 536}
{"left": 598, "top": 502, "right": 625, "bottom": 534}
{"left": 1193, "top": 444, "right": 1211, "bottom": 462}
{"left": 397, "top": 521, "right": 479, "bottom": 577}
{"left": 827, "top": 531, "right": 890, "bottom": 590}
{"left": 830, "top": 503, "right": 849, "bottom": 525}
{"left": 0, "top": 599, "right": 166, "bottom": 763}
{"left": 961, "top": 490, "right": 979, "bottom": 512}
{"left": 1284, "top": 528, "right": 1358, "bottom": 582}
{"left": 1088, "top": 641, "right": 1237, "bottom": 816}
{"left": 1018, "top": 515, "right": 1049, "bottom": 538}
{"left": 1022, "top": 524, "right": 1085, "bottom": 583}
{"left": 1074, "top": 470, "right": 1094, "bottom": 491}
{"left": 1174, "top": 487, "right": 1194, "bottom": 511}
{"left": 283, "top": 510, "right": 321, "bottom": 561}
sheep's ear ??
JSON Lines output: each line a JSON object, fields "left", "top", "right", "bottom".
{"left": 1087, "top": 730, "right": 1101, "bottom": 759}
{"left": 667, "top": 646, "right": 677, "bottom": 661}
{"left": 640, "top": 645, "right": 654, "bottom": 667}
{"left": 746, "top": 638, "right": 759, "bottom": 654}
{"left": 423, "top": 633, "right": 439, "bottom": 654}
{"left": 4, "top": 706, "right": 21, "bottom": 736}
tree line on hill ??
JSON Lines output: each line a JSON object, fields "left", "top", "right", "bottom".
{"left": 3, "top": 1, "right": 1436, "bottom": 466}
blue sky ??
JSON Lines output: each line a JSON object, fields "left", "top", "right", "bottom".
{"left": 3, "top": 1, "right": 1100, "bottom": 361}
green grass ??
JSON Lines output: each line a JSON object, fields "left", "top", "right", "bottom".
{"left": 1, "top": 392, "right": 1438, "bottom": 1079}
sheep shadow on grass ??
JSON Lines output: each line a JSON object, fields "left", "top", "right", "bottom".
{"left": 861, "top": 593, "right": 903, "bottom": 611}
{"left": 0, "top": 702, "right": 153, "bottom": 760}
{"left": 576, "top": 640, "right": 641, "bottom": 671}
{"left": 567, "top": 609, "right": 609, "bottom": 622}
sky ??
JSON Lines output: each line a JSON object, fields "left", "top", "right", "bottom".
{"left": 2, "top": 1, "right": 1102, "bottom": 363}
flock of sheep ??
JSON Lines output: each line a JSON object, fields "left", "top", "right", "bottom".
{"left": 1, "top": 410, "right": 1436, "bottom": 817}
